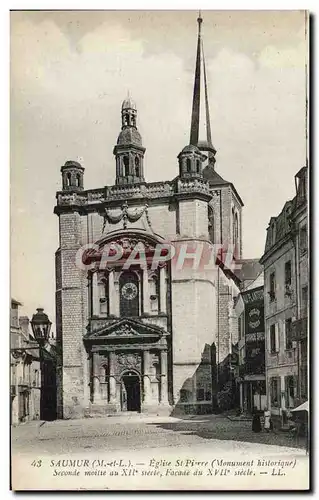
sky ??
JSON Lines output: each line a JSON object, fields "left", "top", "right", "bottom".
{"left": 10, "top": 10, "right": 307, "bottom": 325}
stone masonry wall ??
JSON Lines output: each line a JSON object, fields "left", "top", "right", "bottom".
{"left": 57, "top": 212, "right": 87, "bottom": 419}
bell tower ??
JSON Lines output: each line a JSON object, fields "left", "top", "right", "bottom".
{"left": 113, "top": 95, "right": 146, "bottom": 185}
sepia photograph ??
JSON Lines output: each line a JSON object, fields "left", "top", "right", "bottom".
{"left": 10, "top": 9, "right": 309, "bottom": 491}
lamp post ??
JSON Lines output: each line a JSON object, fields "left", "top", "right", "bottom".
{"left": 30, "top": 308, "right": 52, "bottom": 346}
{"left": 31, "top": 308, "right": 52, "bottom": 420}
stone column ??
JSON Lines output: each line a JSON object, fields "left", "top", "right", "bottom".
{"left": 92, "top": 271, "right": 99, "bottom": 316}
{"left": 109, "top": 352, "right": 117, "bottom": 404}
{"left": 143, "top": 351, "right": 152, "bottom": 405}
{"left": 160, "top": 350, "right": 168, "bottom": 404}
{"left": 93, "top": 353, "right": 101, "bottom": 403}
{"left": 143, "top": 268, "right": 150, "bottom": 315}
{"left": 159, "top": 266, "right": 167, "bottom": 314}
{"left": 108, "top": 269, "right": 115, "bottom": 316}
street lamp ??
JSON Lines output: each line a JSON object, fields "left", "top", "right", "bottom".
{"left": 31, "top": 308, "right": 52, "bottom": 346}
{"left": 30, "top": 308, "right": 53, "bottom": 421}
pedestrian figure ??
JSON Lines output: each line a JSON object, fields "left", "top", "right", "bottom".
{"left": 264, "top": 407, "right": 271, "bottom": 433}
{"left": 252, "top": 409, "right": 261, "bottom": 433}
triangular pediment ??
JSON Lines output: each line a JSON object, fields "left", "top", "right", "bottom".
{"left": 85, "top": 317, "right": 166, "bottom": 340}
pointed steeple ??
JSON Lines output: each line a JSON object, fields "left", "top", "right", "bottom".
{"left": 189, "top": 12, "right": 216, "bottom": 167}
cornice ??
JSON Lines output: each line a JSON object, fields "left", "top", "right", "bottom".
{"left": 54, "top": 176, "right": 215, "bottom": 214}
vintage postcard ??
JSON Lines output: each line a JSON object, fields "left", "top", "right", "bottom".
{"left": 10, "top": 10, "right": 309, "bottom": 491}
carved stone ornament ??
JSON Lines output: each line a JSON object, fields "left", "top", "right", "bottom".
{"left": 115, "top": 324, "right": 139, "bottom": 336}
{"left": 117, "top": 352, "right": 140, "bottom": 367}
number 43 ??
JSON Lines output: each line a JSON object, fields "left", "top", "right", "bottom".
{"left": 31, "top": 460, "right": 42, "bottom": 467}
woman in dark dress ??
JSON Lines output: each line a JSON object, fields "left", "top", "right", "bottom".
{"left": 252, "top": 409, "right": 262, "bottom": 433}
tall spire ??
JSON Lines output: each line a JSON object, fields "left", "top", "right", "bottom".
{"left": 189, "top": 12, "right": 216, "bottom": 166}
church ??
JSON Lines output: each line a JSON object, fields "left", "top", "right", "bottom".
{"left": 54, "top": 14, "right": 245, "bottom": 419}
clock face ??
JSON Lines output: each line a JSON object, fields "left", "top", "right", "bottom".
{"left": 121, "top": 282, "right": 138, "bottom": 300}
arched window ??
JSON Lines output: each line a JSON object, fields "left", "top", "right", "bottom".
{"left": 100, "top": 365, "right": 108, "bottom": 383}
{"left": 123, "top": 156, "right": 130, "bottom": 177}
{"left": 76, "top": 174, "right": 81, "bottom": 187}
{"left": 186, "top": 158, "right": 191, "bottom": 173}
{"left": 149, "top": 273, "right": 159, "bottom": 314}
{"left": 66, "top": 173, "right": 71, "bottom": 187}
{"left": 124, "top": 113, "right": 129, "bottom": 126}
{"left": 196, "top": 159, "right": 201, "bottom": 174}
{"left": 135, "top": 156, "right": 140, "bottom": 177}
{"left": 119, "top": 271, "right": 139, "bottom": 317}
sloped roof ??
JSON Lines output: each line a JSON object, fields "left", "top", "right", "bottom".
{"left": 233, "top": 259, "right": 263, "bottom": 283}
{"left": 202, "top": 166, "right": 229, "bottom": 185}
{"left": 117, "top": 127, "right": 142, "bottom": 146}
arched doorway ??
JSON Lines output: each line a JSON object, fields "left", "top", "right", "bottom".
{"left": 121, "top": 371, "right": 141, "bottom": 412}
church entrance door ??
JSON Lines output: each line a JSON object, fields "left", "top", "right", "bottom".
{"left": 121, "top": 372, "right": 141, "bottom": 412}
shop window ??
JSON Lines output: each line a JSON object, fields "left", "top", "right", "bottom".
{"left": 180, "top": 389, "right": 191, "bottom": 403}
{"left": 270, "top": 377, "right": 280, "bottom": 407}
{"left": 196, "top": 389, "right": 205, "bottom": 401}
{"left": 285, "top": 376, "right": 296, "bottom": 408}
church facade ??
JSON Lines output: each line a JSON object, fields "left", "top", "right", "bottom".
{"left": 54, "top": 15, "right": 244, "bottom": 419}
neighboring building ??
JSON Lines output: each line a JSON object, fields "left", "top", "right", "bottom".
{"left": 54, "top": 15, "right": 248, "bottom": 419}
{"left": 10, "top": 299, "right": 41, "bottom": 424}
{"left": 260, "top": 166, "right": 309, "bottom": 428}
{"left": 291, "top": 166, "right": 308, "bottom": 404}
{"left": 10, "top": 300, "right": 57, "bottom": 424}
{"left": 234, "top": 262, "right": 266, "bottom": 413}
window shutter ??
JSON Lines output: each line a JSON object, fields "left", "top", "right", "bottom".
{"left": 275, "top": 323, "right": 280, "bottom": 352}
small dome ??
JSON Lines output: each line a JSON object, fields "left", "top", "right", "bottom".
{"left": 117, "top": 127, "right": 142, "bottom": 146}
{"left": 61, "top": 160, "right": 84, "bottom": 172}
{"left": 122, "top": 96, "right": 137, "bottom": 111}
{"left": 181, "top": 144, "right": 200, "bottom": 154}
{"left": 64, "top": 160, "right": 82, "bottom": 168}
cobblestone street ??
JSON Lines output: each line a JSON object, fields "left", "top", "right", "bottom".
{"left": 12, "top": 413, "right": 306, "bottom": 456}
{"left": 11, "top": 414, "right": 309, "bottom": 490}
